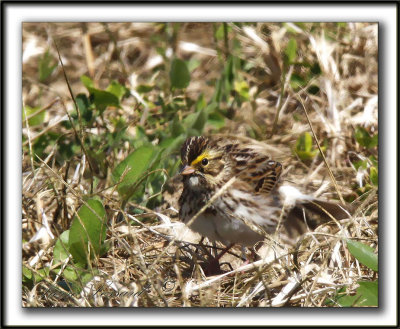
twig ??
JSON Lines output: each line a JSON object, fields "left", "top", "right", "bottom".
{"left": 296, "top": 94, "right": 346, "bottom": 205}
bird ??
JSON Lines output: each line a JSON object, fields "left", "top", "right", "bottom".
{"left": 178, "top": 135, "right": 350, "bottom": 260}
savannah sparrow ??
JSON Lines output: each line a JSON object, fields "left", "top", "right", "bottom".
{"left": 178, "top": 136, "right": 350, "bottom": 249}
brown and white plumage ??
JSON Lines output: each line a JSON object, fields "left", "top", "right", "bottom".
{"left": 178, "top": 136, "right": 349, "bottom": 247}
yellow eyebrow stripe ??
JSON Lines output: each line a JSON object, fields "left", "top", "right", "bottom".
{"left": 190, "top": 151, "right": 209, "bottom": 166}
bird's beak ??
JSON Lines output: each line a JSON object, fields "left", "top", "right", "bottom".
{"left": 180, "top": 165, "right": 195, "bottom": 175}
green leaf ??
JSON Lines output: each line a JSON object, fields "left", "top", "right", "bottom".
{"left": 224, "top": 56, "right": 235, "bottom": 86}
{"left": 183, "top": 109, "right": 208, "bottom": 134}
{"left": 294, "top": 132, "right": 318, "bottom": 161}
{"left": 38, "top": 49, "right": 58, "bottom": 82}
{"left": 303, "top": 132, "right": 312, "bottom": 151}
{"left": 53, "top": 230, "right": 71, "bottom": 264}
{"left": 215, "top": 24, "right": 225, "bottom": 40}
{"left": 213, "top": 79, "right": 222, "bottom": 103}
{"left": 346, "top": 239, "right": 378, "bottom": 272}
{"left": 169, "top": 58, "right": 190, "bottom": 89}
{"left": 75, "top": 94, "right": 92, "bottom": 122}
{"left": 307, "top": 85, "right": 320, "bottom": 95}
{"left": 80, "top": 75, "right": 94, "bottom": 89}
{"left": 208, "top": 111, "right": 226, "bottom": 129}
{"left": 80, "top": 75, "right": 120, "bottom": 111}
{"left": 311, "top": 62, "right": 322, "bottom": 75}
{"left": 22, "top": 266, "right": 34, "bottom": 286}
{"left": 137, "top": 84, "right": 154, "bottom": 93}
{"left": 290, "top": 73, "right": 306, "bottom": 89}
{"left": 112, "top": 145, "right": 158, "bottom": 201}
{"left": 285, "top": 38, "right": 298, "bottom": 64}
{"left": 61, "top": 267, "right": 94, "bottom": 290}
{"left": 188, "top": 58, "right": 201, "bottom": 72}
{"left": 205, "top": 101, "right": 218, "bottom": 114}
{"left": 234, "top": 80, "right": 250, "bottom": 101}
{"left": 68, "top": 199, "right": 107, "bottom": 265}
{"left": 22, "top": 266, "right": 33, "bottom": 280}
{"left": 354, "top": 126, "right": 378, "bottom": 149}
{"left": 195, "top": 94, "right": 206, "bottom": 112}
{"left": 369, "top": 155, "right": 378, "bottom": 167}
{"left": 192, "top": 109, "right": 207, "bottom": 132}
{"left": 170, "top": 116, "right": 185, "bottom": 137}
{"left": 23, "top": 266, "right": 50, "bottom": 286}
{"left": 334, "top": 281, "right": 378, "bottom": 307}
{"left": 353, "top": 159, "right": 368, "bottom": 171}
{"left": 106, "top": 80, "right": 130, "bottom": 100}
{"left": 369, "top": 166, "right": 378, "bottom": 186}
{"left": 370, "top": 134, "right": 378, "bottom": 148}
{"left": 89, "top": 88, "right": 120, "bottom": 111}
{"left": 354, "top": 127, "right": 368, "bottom": 146}
{"left": 31, "top": 131, "right": 60, "bottom": 160}
{"left": 34, "top": 267, "right": 50, "bottom": 284}
{"left": 356, "top": 281, "right": 378, "bottom": 306}
{"left": 100, "top": 239, "right": 112, "bottom": 256}
{"left": 22, "top": 105, "right": 45, "bottom": 126}
{"left": 61, "top": 266, "right": 79, "bottom": 282}
{"left": 159, "top": 135, "right": 186, "bottom": 158}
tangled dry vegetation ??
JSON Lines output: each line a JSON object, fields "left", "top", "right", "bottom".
{"left": 22, "top": 22, "right": 378, "bottom": 307}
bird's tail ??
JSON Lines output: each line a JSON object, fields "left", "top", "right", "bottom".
{"left": 278, "top": 185, "right": 351, "bottom": 242}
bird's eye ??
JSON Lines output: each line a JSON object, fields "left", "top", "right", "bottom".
{"left": 201, "top": 158, "right": 209, "bottom": 166}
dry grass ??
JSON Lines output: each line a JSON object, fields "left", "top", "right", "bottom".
{"left": 22, "top": 22, "right": 378, "bottom": 307}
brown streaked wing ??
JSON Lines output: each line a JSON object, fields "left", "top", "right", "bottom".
{"left": 255, "top": 160, "right": 282, "bottom": 194}
{"left": 233, "top": 151, "right": 282, "bottom": 195}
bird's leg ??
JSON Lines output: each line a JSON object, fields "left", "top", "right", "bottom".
{"left": 195, "top": 237, "right": 205, "bottom": 254}
{"left": 197, "top": 237, "right": 214, "bottom": 259}
{"left": 239, "top": 243, "right": 262, "bottom": 268}
{"left": 204, "top": 243, "right": 234, "bottom": 276}
{"left": 212, "top": 241, "right": 218, "bottom": 258}
{"left": 214, "top": 243, "right": 235, "bottom": 261}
